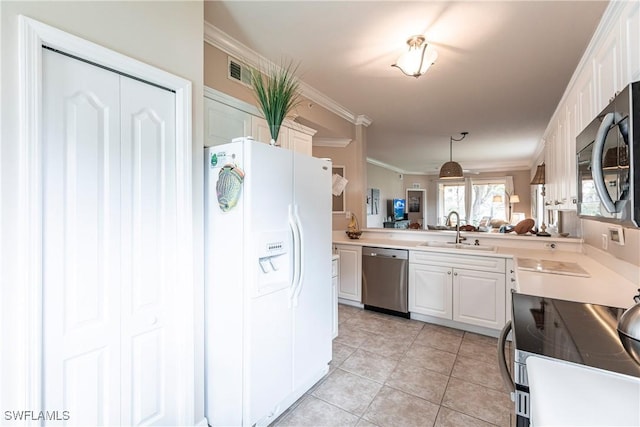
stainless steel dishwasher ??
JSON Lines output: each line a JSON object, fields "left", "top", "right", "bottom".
{"left": 362, "top": 246, "right": 409, "bottom": 318}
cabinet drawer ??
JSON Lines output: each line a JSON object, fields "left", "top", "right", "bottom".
{"left": 332, "top": 259, "right": 338, "bottom": 277}
{"left": 410, "top": 251, "right": 505, "bottom": 273}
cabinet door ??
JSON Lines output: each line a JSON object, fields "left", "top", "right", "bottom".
{"left": 453, "top": 269, "right": 505, "bottom": 330}
{"left": 204, "top": 97, "right": 251, "bottom": 146}
{"left": 251, "top": 116, "right": 289, "bottom": 146}
{"left": 408, "top": 264, "right": 452, "bottom": 319}
{"left": 288, "top": 129, "right": 313, "bottom": 156}
{"left": 335, "top": 245, "right": 362, "bottom": 302}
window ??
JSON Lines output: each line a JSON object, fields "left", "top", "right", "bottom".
{"left": 438, "top": 182, "right": 465, "bottom": 224}
{"left": 471, "top": 181, "right": 506, "bottom": 225}
{"left": 438, "top": 178, "right": 506, "bottom": 226}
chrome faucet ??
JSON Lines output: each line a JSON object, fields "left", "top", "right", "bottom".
{"left": 446, "top": 211, "right": 463, "bottom": 244}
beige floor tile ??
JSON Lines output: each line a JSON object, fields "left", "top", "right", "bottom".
{"left": 442, "top": 377, "right": 512, "bottom": 427}
{"left": 422, "top": 322, "right": 465, "bottom": 338}
{"left": 340, "top": 348, "right": 398, "bottom": 383}
{"left": 355, "top": 419, "right": 378, "bottom": 427}
{"left": 458, "top": 335, "right": 500, "bottom": 366}
{"left": 451, "top": 354, "right": 506, "bottom": 392}
{"left": 464, "top": 331, "right": 499, "bottom": 346}
{"left": 338, "top": 304, "right": 361, "bottom": 323}
{"left": 363, "top": 386, "right": 440, "bottom": 427}
{"left": 413, "top": 327, "right": 463, "bottom": 354}
{"left": 384, "top": 363, "right": 449, "bottom": 404}
{"left": 330, "top": 341, "right": 357, "bottom": 371}
{"left": 402, "top": 343, "right": 457, "bottom": 375}
{"left": 358, "top": 332, "right": 412, "bottom": 360}
{"left": 276, "top": 395, "right": 359, "bottom": 427}
{"left": 311, "top": 369, "right": 382, "bottom": 416}
{"left": 335, "top": 322, "right": 378, "bottom": 348}
{"left": 434, "top": 406, "right": 496, "bottom": 427}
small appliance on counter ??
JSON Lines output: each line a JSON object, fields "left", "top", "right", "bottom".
{"left": 618, "top": 289, "right": 640, "bottom": 365}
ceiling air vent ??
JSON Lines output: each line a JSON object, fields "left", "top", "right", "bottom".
{"left": 228, "top": 57, "right": 252, "bottom": 88}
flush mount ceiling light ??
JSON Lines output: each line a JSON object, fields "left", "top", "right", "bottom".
{"left": 439, "top": 132, "right": 468, "bottom": 179}
{"left": 391, "top": 35, "right": 438, "bottom": 78}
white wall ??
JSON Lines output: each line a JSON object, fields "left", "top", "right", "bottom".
{"left": 0, "top": 1, "right": 205, "bottom": 422}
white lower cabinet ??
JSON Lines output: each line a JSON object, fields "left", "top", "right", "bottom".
{"left": 453, "top": 269, "right": 506, "bottom": 330}
{"left": 334, "top": 244, "right": 362, "bottom": 302}
{"left": 409, "top": 251, "right": 506, "bottom": 330}
{"left": 409, "top": 264, "right": 452, "bottom": 319}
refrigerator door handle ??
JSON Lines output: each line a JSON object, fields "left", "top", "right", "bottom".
{"left": 288, "top": 204, "right": 302, "bottom": 307}
{"left": 292, "top": 204, "right": 305, "bottom": 306}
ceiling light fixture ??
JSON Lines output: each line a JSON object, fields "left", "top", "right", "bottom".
{"left": 439, "top": 132, "right": 468, "bottom": 179}
{"left": 391, "top": 35, "right": 438, "bottom": 78}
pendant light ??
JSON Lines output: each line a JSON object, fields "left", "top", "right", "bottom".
{"left": 391, "top": 35, "right": 438, "bottom": 78}
{"left": 439, "top": 132, "right": 468, "bottom": 179}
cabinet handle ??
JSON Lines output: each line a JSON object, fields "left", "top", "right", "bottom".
{"left": 448, "top": 271, "right": 452, "bottom": 275}
{"left": 453, "top": 272, "right": 458, "bottom": 276}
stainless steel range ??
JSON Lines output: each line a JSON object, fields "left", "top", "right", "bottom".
{"left": 498, "top": 293, "right": 640, "bottom": 427}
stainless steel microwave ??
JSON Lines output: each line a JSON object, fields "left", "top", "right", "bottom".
{"left": 576, "top": 82, "right": 639, "bottom": 227}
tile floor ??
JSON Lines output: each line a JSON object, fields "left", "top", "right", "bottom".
{"left": 273, "top": 304, "right": 515, "bottom": 427}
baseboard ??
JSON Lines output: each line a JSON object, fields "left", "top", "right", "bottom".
{"left": 195, "top": 417, "right": 209, "bottom": 427}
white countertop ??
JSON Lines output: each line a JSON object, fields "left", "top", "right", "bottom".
{"left": 527, "top": 356, "right": 640, "bottom": 426}
{"left": 333, "top": 230, "right": 639, "bottom": 309}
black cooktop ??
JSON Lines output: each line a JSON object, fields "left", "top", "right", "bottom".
{"left": 512, "top": 292, "right": 640, "bottom": 378}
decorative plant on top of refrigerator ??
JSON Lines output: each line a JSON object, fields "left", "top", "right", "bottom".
{"left": 250, "top": 60, "right": 301, "bottom": 146}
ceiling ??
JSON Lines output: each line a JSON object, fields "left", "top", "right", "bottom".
{"left": 204, "top": 1, "right": 608, "bottom": 175}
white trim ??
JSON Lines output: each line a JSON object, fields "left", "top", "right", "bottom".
{"left": 355, "top": 115, "right": 373, "bottom": 127}
{"left": 204, "top": 21, "right": 372, "bottom": 126}
{"left": 313, "top": 137, "right": 352, "bottom": 148}
{"left": 204, "top": 85, "right": 261, "bottom": 116}
{"left": 18, "top": 16, "right": 195, "bottom": 425}
{"left": 366, "top": 157, "right": 406, "bottom": 174}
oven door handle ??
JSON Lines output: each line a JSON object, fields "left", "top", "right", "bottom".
{"left": 498, "top": 320, "right": 515, "bottom": 394}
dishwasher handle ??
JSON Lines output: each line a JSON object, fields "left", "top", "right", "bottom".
{"left": 362, "top": 246, "right": 408, "bottom": 260}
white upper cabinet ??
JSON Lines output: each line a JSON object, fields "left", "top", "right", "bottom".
{"left": 204, "top": 96, "right": 252, "bottom": 146}
{"left": 541, "top": 2, "right": 640, "bottom": 211}
{"left": 204, "top": 88, "right": 316, "bottom": 156}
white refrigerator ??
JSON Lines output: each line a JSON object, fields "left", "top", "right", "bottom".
{"left": 204, "top": 138, "right": 333, "bottom": 427}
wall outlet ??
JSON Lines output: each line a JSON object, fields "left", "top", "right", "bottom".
{"left": 601, "top": 233, "right": 608, "bottom": 250}
{"left": 345, "top": 211, "right": 351, "bottom": 219}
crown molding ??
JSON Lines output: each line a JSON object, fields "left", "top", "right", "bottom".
{"left": 204, "top": 21, "right": 372, "bottom": 127}
{"left": 355, "top": 115, "right": 373, "bottom": 127}
{"left": 313, "top": 138, "right": 352, "bottom": 148}
{"left": 366, "top": 157, "right": 406, "bottom": 174}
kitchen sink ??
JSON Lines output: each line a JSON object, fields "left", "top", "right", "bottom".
{"left": 418, "top": 241, "right": 497, "bottom": 252}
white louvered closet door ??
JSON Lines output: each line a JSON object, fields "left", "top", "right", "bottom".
{"left": 42, "top": 48, "right": 179, "bottom": 426}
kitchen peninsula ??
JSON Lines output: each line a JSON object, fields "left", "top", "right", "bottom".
{"left": 333, "top": 227, "right": 638, "bottom": 337}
